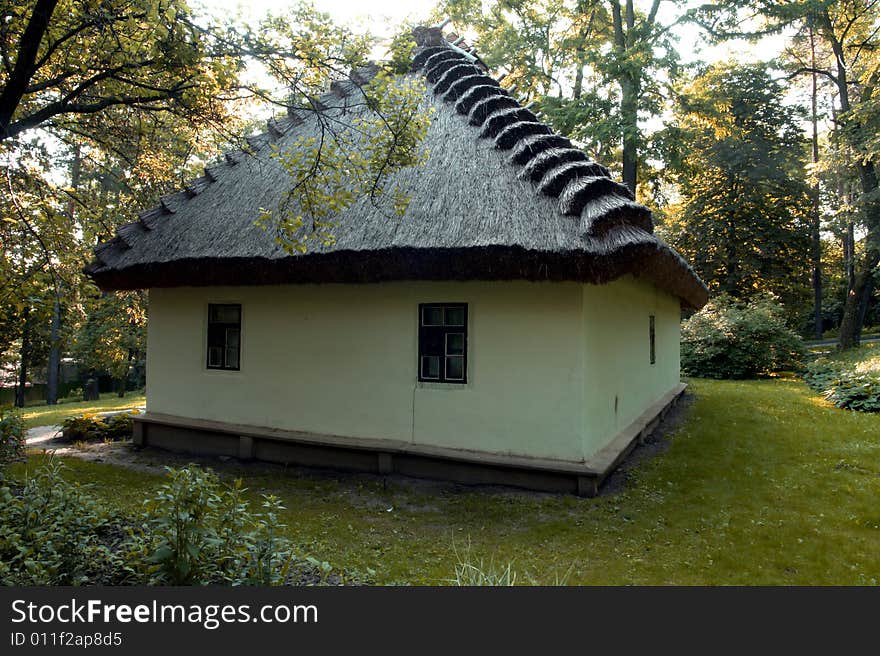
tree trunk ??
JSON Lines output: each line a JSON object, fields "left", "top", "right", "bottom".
{"left": 610, "top": 0, "right": 640, "bottom": 195}
{"left": 855, "top": 276, "right": 874, "bottom": 345}
{"left": 14, "top": 307, "right": 30, "bottom": 408}
{"left": 838, "top": 164, "right": 880, "bottom": 349}
{"left": 46, "top": 292, "right": 61, "bottom": 405}
{"left": 839, "top": 254, "right": 878, "bottom": 349}
{"left": 844, "top": 221, "right": 855, "bottom": 293}
{"left": 819, "top": 11, "right": 879, "bottom": 349}
{"left": 809, "top": 28, "right": 823, "bottom": 339}
{"left": 573, "top": 65, "right": 584, "bottom": 101}
{"left": 620, "top": 73, "right": 638, "bottom": 194}
{"left": 572, "top": 3, "right": 596, "bottom": 101}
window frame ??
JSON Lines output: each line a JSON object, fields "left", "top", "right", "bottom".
{"left": 206, "top": 303, "right": 242, "bottom": 372}
{"left": 418, "top": 303, "right": 468, "bottom": 384}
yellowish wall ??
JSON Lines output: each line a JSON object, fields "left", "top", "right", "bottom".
{"left": 147, "top": 282, "right": 585, "bottom": 461}
{"left": 146, "top": 278, "right": 680, "bottom": 463}
{"left": 581, "top": 277, "right": 681, "bottom": 457}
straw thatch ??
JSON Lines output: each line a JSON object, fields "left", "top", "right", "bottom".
{"left": 85, "top": 27, "right": 708, "bottom": 309}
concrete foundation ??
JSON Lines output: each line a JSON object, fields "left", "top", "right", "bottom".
{"left": 133, "top": 383, "right": 687, "bottom": 496}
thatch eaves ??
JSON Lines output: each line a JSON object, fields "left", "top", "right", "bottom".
{"left": 85, "top": 28, "right": 708, "bottom": 309}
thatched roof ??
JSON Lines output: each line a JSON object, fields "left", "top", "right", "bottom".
{"left": 86, "top": 27, "right": 708, "bottom": 309}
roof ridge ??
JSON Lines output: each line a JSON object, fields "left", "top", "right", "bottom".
{"left": 410, "top": 29, "right": 652, "bottom": 240}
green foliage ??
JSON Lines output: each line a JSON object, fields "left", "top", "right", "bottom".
{"left": 259, "top": 72, "right": 433, "bottom": 253}
{"left": 804, "top": 346, "right": 880, "bottom": 412}
{"left": 386, "top": 25, "right": 418, "bottom": 75}
{"left": 72, "top": 292, "right": 146, "bottom": 383}
{"left": 62, "top": 387, "right": 84, "bottom": 402}
{"left": 0, "top": 458, "right": 117, "bottom": 585}
{"left": 0, "top": 0, "right": 245, "bottom": 143}
{"left": 0, "top": 407, "right": 25, "bottom": 467}
{"left": 122, "top": 466, "right": 296, "bottom": 585}
{"left": 0, "top": 460, "right": 315, "bottom": 586}
{"left": 659, "top": 63, "right": 812, "bottom": 315}
{"left": 438, "top": 0, "right": 683, "bottom": 186}
{"left": 682, "top": 294, "right": 805, "bottom": 379}
{"left": 61, "top": 412, "right": 135, "bottom": 442}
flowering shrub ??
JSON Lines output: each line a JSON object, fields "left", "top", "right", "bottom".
{"left": 681, "top": 294, "right": 804, "bottom": 379}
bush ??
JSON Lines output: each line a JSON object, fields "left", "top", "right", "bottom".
{"left": 0, "top": 407, "right": 25, "bottom": 468}
{"left": 0, "top": 458, "right": 119, "bottom": 585}
{"left": 804, "top": 352, "right": 880, "bottom": 412}
{"left": 62, "top": 412, "right": 135, "bottom": 442}
{"left": 60, "top": 387, "right": 84, "bottom": 403}
{"left": 121, "top": 466, "right": 297, "bottom": 585}
{"left": 681, "top": 294, "right": 804, "bottom": 379}
{"left": 0, "top": 460, "right": 320, "bottom": 586}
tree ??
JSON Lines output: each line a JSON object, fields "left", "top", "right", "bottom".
{"left": 659, "top": 62, "right": 812, "bottom": 313}
{"left": 437, "top": 0, "right": 684, "bottom": 194}
{"left": 691, "top": 0, "right": 880, "bottom": 348}
{"left": 0, "top": 0, "right": 242, "bottom": 142}
{"left": 72, "top": 291, "right": 146, "bottom": 397}
{"left": 1, "top": 1, "right": 431, "bottom": 405}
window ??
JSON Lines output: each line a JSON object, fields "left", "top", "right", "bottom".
{"left": 207, "top": 304, "right": 241, "bottom": 371}
{"left": 649, "top": 315, "right": 656, "bottom": 365}
{"left": 419, "top": 303, "right": 467, "bottom": 383}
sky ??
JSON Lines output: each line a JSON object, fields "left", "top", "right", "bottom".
{"left": 196, "top": 0, "right": 786, "bottom": 67}
{"left": 199, "top": 0, "right": 437, "bottom": 36}
{"left": 191, "top": 0, "right": 794, "bottom": 143}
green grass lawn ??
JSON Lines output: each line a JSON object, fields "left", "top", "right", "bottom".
{"left": 21, "top": 393, "right": 146, "bottom": 429}
{"left": 9, "top": 377, "right": 880, "bottom": 585}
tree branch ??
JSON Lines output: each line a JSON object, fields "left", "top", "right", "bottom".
{"left": 0, "top": 0, "right": 61, "bottom": 140}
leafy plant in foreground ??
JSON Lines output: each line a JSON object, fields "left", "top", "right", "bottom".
{"left": 0, "top": 407, "right": 25, "bottom": 468}
{"left": 122, "top": 466, "right": 296, "bottom": 585}
{"left": 0, "top": 458, "right": 116, "bottom": 585}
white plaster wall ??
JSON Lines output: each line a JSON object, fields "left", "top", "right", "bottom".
{"left": 145, "top": 277, "right": 681, "bottom": 463}
{"left": 581, "top": 276, "right": 682, "bottom": 457}
{"left": 146, "top": 281, "right": 586, "bottom": 462}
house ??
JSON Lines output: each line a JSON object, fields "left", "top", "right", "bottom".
{"left": 85, "top": 27, "right": 708, "bottom": 496}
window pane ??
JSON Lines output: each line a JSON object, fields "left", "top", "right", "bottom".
{"left": 421, "top": 355, "right": 440, "bottom": 379}
{"left": 422, "top": 306, "right": 443, "bottom": 326}
{"left": 207, "top": 325, "right": 224, "bottom": 348}
{"left": 446, "top": 332, "right": 464, "bottom": 355}
{"left": 210, "top": 305, "right": 240, "bottom": 324}
{"left": 225, "top": 347, "right": 240, "bottom": 369}
{"left": 445, "top": 356, "right": 464, "bottom": 380}
{"left": 226, "top": 328, "right": 240, "bottom": 348}
{"left": 208, "top": 346, "right": 223, "bottom": 367}
{"left": 444, "top": 307, "right": 465, "bottom": 326}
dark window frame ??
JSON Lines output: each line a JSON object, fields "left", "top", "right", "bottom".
{"left": 418, "top": 303, "right": 468, "bottom": 384}
{"left": 207, "top": 303, "right": 242, "bottom": 371}
{"left": 649, "top": 314, "right": 656, "bottom": 365}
